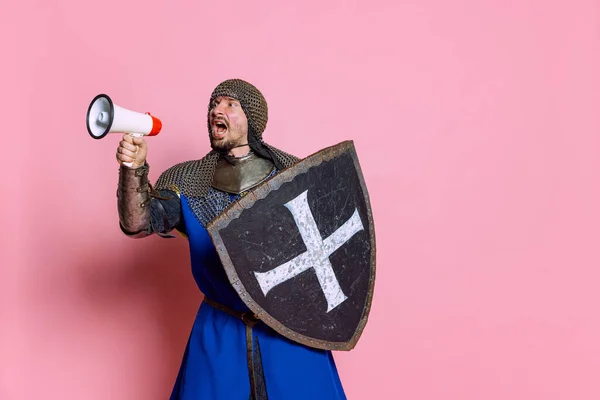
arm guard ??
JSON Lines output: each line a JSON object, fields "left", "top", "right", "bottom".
{"left": 149, "top": 189, "right": 184, "bottom": 238}
{"left": 117, "top": 164, "right": 184, "bottom": 238}
{"left": 117, "top": 164, "right": 152, "bottom": 238}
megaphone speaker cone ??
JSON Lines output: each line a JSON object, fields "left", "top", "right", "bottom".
{"left": 86, "top": 94, "right": 114, "bottom": 140}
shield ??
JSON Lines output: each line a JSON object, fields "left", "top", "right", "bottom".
{"left": 206, "top": 141, "right": 376, "bottom": 351}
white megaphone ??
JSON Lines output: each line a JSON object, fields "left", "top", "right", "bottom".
{"left": 87, "top": 94, "right": 162, "bottom": 167}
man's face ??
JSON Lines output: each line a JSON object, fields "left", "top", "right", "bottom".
{"left": 208, "top": 96, "right": 248, "bottom": 152}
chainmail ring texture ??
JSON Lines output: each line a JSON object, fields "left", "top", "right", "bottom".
{"left": 207, "top": 79, "right": 268, "bottom": 140}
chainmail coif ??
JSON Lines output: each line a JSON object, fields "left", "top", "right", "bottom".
{"left": 207, "top": 79, "right": 268, "bottom": 140}
{"left": 154, "top": 79, "right": 299, "bottom": 227}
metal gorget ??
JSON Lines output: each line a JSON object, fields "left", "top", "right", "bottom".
{"left": 211, "top": 151, "right": 275, "bottom": 195}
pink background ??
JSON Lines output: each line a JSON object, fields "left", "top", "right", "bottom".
{"left": 2, "top": 0, "right": 599, "bottom": 399}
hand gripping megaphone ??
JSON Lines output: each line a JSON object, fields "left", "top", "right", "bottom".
{"left": 86, "top": 94, "right": 162, "bottom": 167}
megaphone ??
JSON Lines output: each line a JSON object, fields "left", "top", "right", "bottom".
{"left": 86, "top": 94, "right": 162, "bottom": 140}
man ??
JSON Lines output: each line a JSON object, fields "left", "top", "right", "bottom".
{"left": 115, "top": 79, "right": 347, "bottom": 399}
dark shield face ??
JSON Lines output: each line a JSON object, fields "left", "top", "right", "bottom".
{"left": 207, "top": 141, "right": 376, "bottom": 351}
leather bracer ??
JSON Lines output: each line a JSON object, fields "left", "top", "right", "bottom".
{"left": 117, "top": 164, "right": 152, "bottom": 238}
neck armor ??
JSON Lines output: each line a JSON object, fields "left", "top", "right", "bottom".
{"left": 211, "top": 152, "right": 275, "bottom": 195}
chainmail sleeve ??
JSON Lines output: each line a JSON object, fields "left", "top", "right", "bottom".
{"left": 155, "top": 152, "right": 220, "bottom": 199}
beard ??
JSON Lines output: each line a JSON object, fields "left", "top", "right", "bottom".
{"left": 209, "top": 127, "right": 246, "bottom": 152}
{"left": 210, "top": 138, "right": 237, "bottom": 152}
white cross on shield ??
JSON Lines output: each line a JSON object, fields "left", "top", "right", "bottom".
{"left": 253, "top": 190, "right": 365, "bottom": 312}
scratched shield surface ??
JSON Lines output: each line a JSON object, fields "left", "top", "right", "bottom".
{"left": 207, "top": 141, "right": 376, "bottom": 351}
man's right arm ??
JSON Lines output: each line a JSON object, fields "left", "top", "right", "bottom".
{"left": 117, "top": 163, "right": 152, "bottom": 237}
{"left": 116, "top": 134, "right": 182, "bottom": 238}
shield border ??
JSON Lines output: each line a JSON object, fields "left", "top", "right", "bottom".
{"left": 206, "top": 140, "right": 376, "bottom": 351}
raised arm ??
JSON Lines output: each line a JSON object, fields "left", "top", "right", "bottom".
{"left": 116, "top": 134, "right": 182, "bottom": 238}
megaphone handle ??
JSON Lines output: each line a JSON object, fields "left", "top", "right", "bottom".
{"left": 122, "top": 132, "right": 144, "bottom": 168}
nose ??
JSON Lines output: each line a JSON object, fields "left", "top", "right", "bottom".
{"left": 211, "top": 102, "right": 226, "bottom": 118}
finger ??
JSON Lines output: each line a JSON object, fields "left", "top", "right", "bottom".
{"left": 117, "top": 146, "right": 138, "bottom": 159}
{"left": 119, "top": 140, "right": 138, "bottom": 152}
{"left": 122, "top": 134, "right": 134, "bottom": 144}
{"left": 131, "top": 136, "right": 146, "bottom": 146}
{"left": 116, "top": 152, "right": 135, "bottom": 164}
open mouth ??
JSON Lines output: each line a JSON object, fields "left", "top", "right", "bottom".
{"left": 212, "top": 120, "right": 228, "bottom": 137}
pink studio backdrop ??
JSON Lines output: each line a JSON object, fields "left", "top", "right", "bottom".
{"left": 2, "top": 0, "right": 599, "bottom": 399}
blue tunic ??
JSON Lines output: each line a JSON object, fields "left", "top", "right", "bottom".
{"left": 169, "top": 194, "right": 347, "bottom": 399}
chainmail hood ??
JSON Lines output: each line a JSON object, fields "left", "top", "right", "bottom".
{"left": 207, "top": 78, "right": 268, "bottom": 141}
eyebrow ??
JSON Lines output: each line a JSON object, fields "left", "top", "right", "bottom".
{"left": 215, "top": 96, "right": 239, "bottom": 102}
